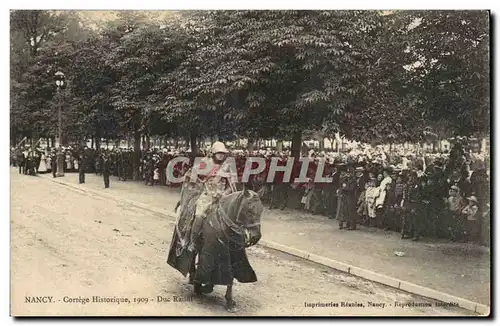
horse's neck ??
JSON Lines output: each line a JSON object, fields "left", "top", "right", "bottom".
{"left": 219, "top": 192, "right": 244, "bottom": 224}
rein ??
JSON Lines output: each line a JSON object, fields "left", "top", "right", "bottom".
{"left": 215, "top": 191, "right": 261, "bottom": 249}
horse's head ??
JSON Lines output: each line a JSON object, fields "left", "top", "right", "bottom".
{"left": 220, "top": 188, "right": 263, "bottom": 247}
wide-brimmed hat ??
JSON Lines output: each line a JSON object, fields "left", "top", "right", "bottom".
{"left": 467, "top": 196, "right": 478, "bottom": 204}
{"left": 211, "top": 141, "right": 229, "bottom": 154}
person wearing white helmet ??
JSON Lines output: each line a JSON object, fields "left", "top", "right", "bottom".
{"left": 211, "top": 141, "right": 229, "bottom": 162}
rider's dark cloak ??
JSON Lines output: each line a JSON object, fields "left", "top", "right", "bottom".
{"left": 167, "top": 181, "right": 257, "bottom": 286}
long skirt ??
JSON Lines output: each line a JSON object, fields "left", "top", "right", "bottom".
{"left": 38, "top": 159, "right": 48, "bottom": 173}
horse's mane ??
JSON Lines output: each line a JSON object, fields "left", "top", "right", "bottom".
{"left": 219, "top": 189, "right": 263, "bottom": 217}
{"left": 215, "top": 189, "right": 263, "bottom": 243}
{"left": 174, "top": 186, "right": 262, "bottom": 254}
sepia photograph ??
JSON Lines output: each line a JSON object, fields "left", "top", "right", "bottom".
{"left": 8, "top": 7, "right": 491, "bottom": 317}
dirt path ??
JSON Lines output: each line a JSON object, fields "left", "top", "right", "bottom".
{"left": 10, "top": 171, "right": 474, "bottom": 316}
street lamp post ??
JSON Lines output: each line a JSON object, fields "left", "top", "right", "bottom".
{"left": 55, "top": 71, "right": 66, "bottom": 177}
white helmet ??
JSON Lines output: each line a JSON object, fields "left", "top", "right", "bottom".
{"left": 211, "top": 141, "right": 228, "bottom": 154}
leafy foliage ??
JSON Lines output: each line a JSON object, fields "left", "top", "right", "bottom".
{"left": 10, "top": 10, "right": 490, "bottom": 151}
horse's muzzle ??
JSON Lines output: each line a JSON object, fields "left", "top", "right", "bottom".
{"left": 244, "top": 227, "right": 262, "bottom": 247}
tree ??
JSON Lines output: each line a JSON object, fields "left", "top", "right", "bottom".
{"left": 157, "top": 11, "right": 388, "bottom": 157}
{"left": 10, "top": 10, "right": 94, "bottom": 145}
{"left": 402, "top": 10, "right": 490, "bottom": 138}
{"left": 103, "top": 12, "right": 190, "bottom": 178}
{"left": 11, "top": 10, "right": 490, "bottom": 152}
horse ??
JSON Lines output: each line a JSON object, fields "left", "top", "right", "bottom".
{"left": 167, "top": 187, "right": 263, "bottom": 312}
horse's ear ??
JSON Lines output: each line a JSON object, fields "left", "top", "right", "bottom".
{"left": 243, "top": 185, "right": 250, "bottom": 197}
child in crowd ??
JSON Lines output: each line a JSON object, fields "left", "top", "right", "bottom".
{"left": 153, "top": 167, "right": 160, "bottom": 185}
{"left": 365, "top": 178, "right": 379, "bottom": 227}
{"left": 446, "top": 185, "right": 464, "bottom": 212}
{"left": 462, "top": 196, "right": 479, "bottom": 243}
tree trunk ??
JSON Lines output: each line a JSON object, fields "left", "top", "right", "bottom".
{"left": 276, "top": 140, "right": 283, "bottom": 152}
{"left": 31, "top": 131, "right": 36, "bottom": 147}
{"left": 248, "top": 138, "right": 255, "bottom": 151}
{"left": 291, "top": 131, "right": 302, "bottom": 159}
{"left": 90, "top": 136, "right": 94, "bottom": 149}
{"left": 133, "top": 129, "right": 141, "bottom": 181}
{"left": 319, "top": 138, "right": 325, "bottom": 151}
{"left": 146, "top": 134, "right": 151, "bottom": 150}
{"left": 95, "top": 136, "right": 101, "bottom": 151}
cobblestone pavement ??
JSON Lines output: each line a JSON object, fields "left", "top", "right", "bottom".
{"left": 11, "top": 170, "right": 478, "bottom": 315}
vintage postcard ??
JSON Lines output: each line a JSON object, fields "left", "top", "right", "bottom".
{"left": 10, "top": 9, "right": 490, "bottom": 317}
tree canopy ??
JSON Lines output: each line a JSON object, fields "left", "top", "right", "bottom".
{"left": 10, "top": 10, "right": 490, "bottom": 153}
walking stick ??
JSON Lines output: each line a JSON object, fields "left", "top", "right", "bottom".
{"left": 33, "top": 138, "right": 42, "bottom": 148}
{"left": 16, "top": 136, "right": 27, "bottom": 148}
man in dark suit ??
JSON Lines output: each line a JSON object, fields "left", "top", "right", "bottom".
{"left": 102, "top": 154, "right": 110, "bottom": 188}
{"left": 51, "top": 150, "right": 58, "bottom": 178}
{"left": 337, "top": 165, "right": 358, "bottom": 230}
{"left": 78, "top": 154, "right": 86, "bottom": 184}
{"left": 17, "top": 149, "right": 25, "bottom": 175}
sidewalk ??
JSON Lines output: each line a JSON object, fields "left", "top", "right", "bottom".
{"left": 35, "top": 171, "right": 490, "bottom": 309}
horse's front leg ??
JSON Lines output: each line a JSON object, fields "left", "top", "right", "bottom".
{"left": 225, "top": 281, "right": 237, "bottom": 312}
{"left": 189, "top": 253, "right": 203, "bottom": 295}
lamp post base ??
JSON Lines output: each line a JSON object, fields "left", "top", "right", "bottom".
{"left": 56, "top": 153, "right": 65, "bottom": 177}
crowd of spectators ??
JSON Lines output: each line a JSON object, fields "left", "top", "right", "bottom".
{"left": 11, "top": 139, "right": 490, "bottom": 245}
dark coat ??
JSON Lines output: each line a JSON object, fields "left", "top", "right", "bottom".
{"left": 78, "top": 156, "right": 86, "bottom": 172}
{"left": 167, "top": 184, "right": 258, "bottom": 286}
{"left": 167, "top": 220, "right": 257, "bottom": 286}
{"left": 336, "top": 176, "right": 357, "bottom": 221}
{"left": 50, "top": 154, "right": 57, "bottom": 170}
{"left": 102, "top": 158, "right": 110, "bottom": 174}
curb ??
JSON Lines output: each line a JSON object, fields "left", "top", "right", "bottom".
{"left": 41, "top": 175, "right": 490, "bottom": 316}
{"left": 258, "top": 240, "right": 489, "bottom": 316}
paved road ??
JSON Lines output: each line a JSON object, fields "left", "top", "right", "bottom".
{"left": 37, "top": 171, "right": 490, "bottom": 306}
{"left": 10, "top": 170, "right": 474, "bottom": 316}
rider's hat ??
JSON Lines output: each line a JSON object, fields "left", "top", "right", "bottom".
{"left": 211, "top": 141, "right": 229, "bottom": 154}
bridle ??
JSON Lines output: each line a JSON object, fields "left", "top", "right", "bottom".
{"left": 216, "top": 190, "right": 262, "bottom": 249}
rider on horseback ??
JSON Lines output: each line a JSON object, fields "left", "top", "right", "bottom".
{"left": 187, "top": 141, "right": 237, "bottom": 251}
